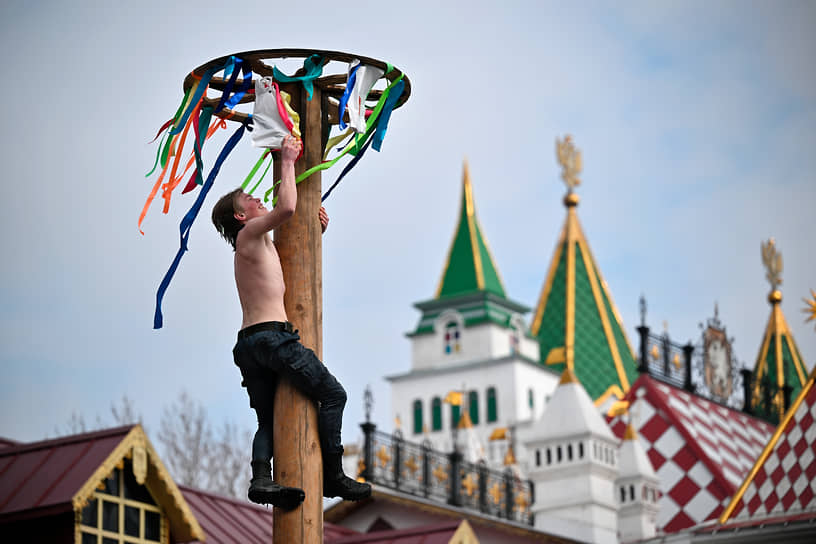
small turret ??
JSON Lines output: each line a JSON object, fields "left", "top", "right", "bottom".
{"left": 616, "top": 423, "right": 660, "bottom": 542}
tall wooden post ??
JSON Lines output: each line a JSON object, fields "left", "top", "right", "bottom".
{"left": 272, "top": 83, "right": 324, "bottom": 543}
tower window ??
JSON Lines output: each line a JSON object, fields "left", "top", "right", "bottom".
{"left": 468, "top": 390, "right": 479, "bottom": 425}
{"left": 629, "top": 485, "right": 635, "bottom": 501}
{"left": 535, "top": 450, "right": 541, "bottom": 467}
{"left": 578, "top": 442, "right": 584, "bottom": 458}
{"left": 486, "top": 387, "right": 498, "bottom": 422}
{"left": 528, "top": 388, "right": 534, "bottom": 410}
{"left": 431, "top": 397, "right": 442, "bottom": 431}
{"left": 557, "top": 446, "right": 562, "bottom": 462}
{"left": 620, "top": 486, "right": 626, "bottom": 503}
{"left": 546, "top": 448, "right": 552, "bottom": 465}
{"left": 451, "top": 403, "right": 461, "bottom": 428}
{"left": 567, "top": 444, "right": 573, "bottom": 461}
{"left": 444, "top": 321, "right": 461, "bottom": 354}
{"left": 413, "top": 399, "right": 423, "bottom": 434}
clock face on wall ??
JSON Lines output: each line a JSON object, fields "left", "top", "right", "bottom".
{"left": 704, "top": 326, "right": 732, "bottom": 400}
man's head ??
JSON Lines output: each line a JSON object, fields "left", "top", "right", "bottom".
{"left": 212, "top": 189, "right": 267, "bottom": 249}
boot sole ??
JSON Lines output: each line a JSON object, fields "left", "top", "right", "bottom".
{"left": 248, "top": 487, "right": 306, "bottom": 510}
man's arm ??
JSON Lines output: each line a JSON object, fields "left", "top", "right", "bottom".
{"left": 242, "top": 135, "right": 301, "bottom": 237}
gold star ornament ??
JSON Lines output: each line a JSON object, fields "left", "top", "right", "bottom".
{"left": 803, "top": 289, "right": 816, "bottom": 331}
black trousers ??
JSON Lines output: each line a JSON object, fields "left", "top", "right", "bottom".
{"left": 232, "top": 322, "right": 347, "bottom": 464}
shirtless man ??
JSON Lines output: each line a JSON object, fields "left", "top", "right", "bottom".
{"left": 211, "top": 135, "right": 371, "bottom": 509}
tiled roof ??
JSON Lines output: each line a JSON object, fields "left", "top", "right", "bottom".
{"left": 607, "top": 375, "right": 775, "bottom": 533}
{"left": 531, "top": 193, "right": 638, "bottom": 399}
{"left": 177, "top": 484, "right": 359, "bottom": 543}
{"left": 0, "top": 425, "right": 133, "bottom": 519}
{"left": 719, "top": 366, "right": 816, "bottom": 523}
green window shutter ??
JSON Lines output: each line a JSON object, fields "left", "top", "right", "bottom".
{"left": 413, "top": 400, "right": 423, "bottom": 434}
{"left": 487, "top": 387, "right": 498, "bottom": 423}
{"left": 469, "top": 391, "right": 479, "bottom": 425}
{"left": 432, "top": 397, "right": 442, "bottom": 431}
{"left": 451, "top": 404, "right": 461, "bottom": 428}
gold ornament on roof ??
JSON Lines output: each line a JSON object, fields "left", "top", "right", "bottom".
{"left": 489, "top": 482, "right": 502, "bottom": 504}
{"left": 376, "top": 445, "right": 391, "bottom": 468}
{"left": 804, "top": 289, "right": 816, "bottom": 331}
{"left": 515, "top": 492, "right": 530, "bottom": 512}
{"left": 433, "top": 463, "right": 448, "bottom": 483}
{"left": 761, "top": 238, "right": 783, "bottom": 292}
{"left": 462, "top": 473, "right": 478, "bottom": 497}
{"left": 672, "top": 352, "right": 681, "bottom": 370}
{"left": 404, "top": 455, "right": 419, "bottom": 475}
{"left": 556, "top": 135, "right": 582, "bottom": 193}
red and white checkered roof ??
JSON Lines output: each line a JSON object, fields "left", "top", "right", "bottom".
{"left": 720, "top": 370, "right": 816, "bottom": 523}
{"left": 608, "top": 375, "right": 774, "bottom": 533}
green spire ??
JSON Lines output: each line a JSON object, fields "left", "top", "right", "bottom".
{"left": 751, "top": 240, "right": 809, "bottom": 421}
{"left": 531, "top": 137, "right": 638, "bottom": 401}
{"left": 409, "top": 161, "right": 528, "bottom": 338}
{"left": 435, "top": 161, "right": 506, "bottom": 300}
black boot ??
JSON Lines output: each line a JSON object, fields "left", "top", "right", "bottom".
{"left": 248, "top": 460, "right": 305, "bottom": 510}
{"left": 323, "top": 451, "right": 371, "bottom": 501}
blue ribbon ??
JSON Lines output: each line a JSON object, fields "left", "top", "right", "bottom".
{"left": 337, "top": 64, "right": 360, "bottom": 130}
{"left": 371, "top": 79, "right": 405, "bottom": 152}
{"left": 154, "top": 119, "right": 248, "bottom": 329}
{"left": 224, "top": 61, "right": 253, "bottom": 111}
{"left": 214, "top": 57, "right": 242, "bottom": 114}
{"left": 322, "top": 134, "right": 374, "bottom": 202}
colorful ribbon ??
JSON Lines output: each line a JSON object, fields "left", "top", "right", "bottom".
{"left": 272, "top": 54, "right": 324, "bottom": 101}
{"left": 154, "top": 119, "right": 249, "bottom": 329}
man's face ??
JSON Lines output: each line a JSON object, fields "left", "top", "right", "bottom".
{"left": 234, "top": 192, "right": 267, "bottom": 222}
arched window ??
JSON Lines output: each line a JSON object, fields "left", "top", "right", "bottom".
{"left": 431, "top": 397, "right": 442, "bottom": 431}
{"left": 528, "top": 388, "right": 534, "bottom": 410}
{"left": 535, "top": 450, "right": 541, "bottom": 467}
{"left": 444, "top": 321, "right": 461, "bottom": 354}
{"left": 486, "top": 387, "right": 498, "bottom": 423}
{"left": 468, "top": 390, "right": 479, "bottom": 425}
{"left": 629, "top": 485, "right": 635, "bottom": 501}
{"left": 620, "top": 486, "right": 626, "bottom": 503}
{"left": 557, "top": 445, "right": 562, "bottom": 462}
{"left": 578, "top": 442, "right": 584, "bottom": 458}
{"left": 413, "top": 399, "right": 423, "bottom": 434}
{"left": 546, "top": 448, "right": 552, "bottom": 465}
{"left": 567, "top": 444, "right": 573, "bottom": 460}
{"left": 451, "top": 403, "right": 461, "bottom": 428}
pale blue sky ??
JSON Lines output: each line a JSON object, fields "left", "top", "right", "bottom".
{"left": 1, "top": 1, "right": 813, "bottom": 451}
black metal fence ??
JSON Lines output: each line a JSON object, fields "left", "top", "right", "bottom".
{"left": 359, "top": 423, "right": 535, "bottom": 525}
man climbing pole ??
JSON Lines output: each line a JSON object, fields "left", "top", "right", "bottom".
{"left": 211, "top": 134, "right": 371, "bottom": 509}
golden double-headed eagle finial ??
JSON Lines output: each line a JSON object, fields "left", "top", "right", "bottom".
{"left": 556, "top": 135, "right": 582, "bottom": 193}
{"left": 761, "top": 238, "right": 783, "bottom": 292}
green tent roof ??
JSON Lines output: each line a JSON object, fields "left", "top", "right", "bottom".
{"left": 409, "top": 162, "right": 528, "bottom": 337}
{"left": 435, "top": 162, "right": 506, "bottom": 300}
{"left": 751, "top": 290, "right": 809, "bottom": 421}
{"left": 531, "top": 194, "right": 638, "bottom": 400}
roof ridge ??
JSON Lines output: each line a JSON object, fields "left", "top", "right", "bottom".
{"left": 0, "top": 425, "right": 136, "bottom": 456}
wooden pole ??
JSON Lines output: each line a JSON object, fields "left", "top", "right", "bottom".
{"left": 272, "top": 83, "right": 324, "bottom": 543}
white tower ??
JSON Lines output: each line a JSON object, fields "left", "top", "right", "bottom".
{"left": 616, "top": 423, "right": 660, "bottom": 542}
{"left": 524, "top": 368, "right": 619, "bottom": 544}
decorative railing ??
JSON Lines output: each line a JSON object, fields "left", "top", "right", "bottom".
{"left": 637, "top": 325, "right": 694, "bottom": 392}
{"left": 359, "top": 423, "right": 534, "bottom": 525}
